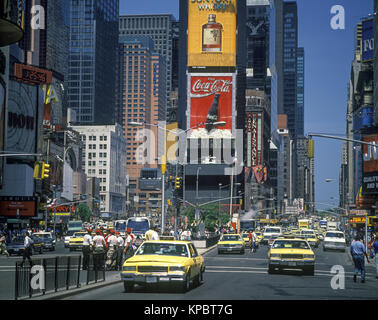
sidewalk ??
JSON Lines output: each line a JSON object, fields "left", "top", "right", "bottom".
{"left": 28, "top": 245, "right": 217, "bottom": 300}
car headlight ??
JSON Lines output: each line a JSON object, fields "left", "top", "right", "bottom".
{"left": 270, "top": 253, "right": 281, "bottom": 258}
{"left": 304, "top": 254, "right": 314, "bottom": 259}
{"left": 170, "top": 266, "right": 186, "bottom": 272}
{"left": 122, "top": 266, "right": 137, "bottom": 272}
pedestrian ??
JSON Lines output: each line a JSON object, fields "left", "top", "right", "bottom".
{"left": 350, "top": 235, "right": 370, "bottom": 283}
{"left": 151, "top": 225, "right": 159, "bottom": 241}
{"left": 20, "top": 232, "right": 33, "bottom": 267}
{"left": 82, "top": 229, "right": 93, "bottom": 270}
{"left": 372, "top": 232, "right": 378, "bottom": 279}
{"left": 115, "top": 232, "right": 124, "bottom": 271}
{"left": 92, "top": 230, "right": 106, "bottom": 271}
{"left": 123, "top": 228, "right": 134, "bottom": 261}
{"left": 144, "top": 225, "right": 155, "bottom": 241}
{"left": 0, "top": 232, "right": 10, "bottom": 257}
{"left": 106, "top": 230, "right": 118, "bottom": 270}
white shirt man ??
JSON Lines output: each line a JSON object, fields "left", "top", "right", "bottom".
{"left": 83, "top": 233, "right": 93, "bottom": 246}
{"left": 107, "top": 234, "right": 118, "bottom": 247}
{"left": 116, "top": 234, "right": 124, "bottom": 248}
{"left": 24, "top": 234, "right": 33, "bottom": 248}
{"left": 93, "top": 234, "right": 105, "bottom": 248}
{"left": 151, "top": 229, "right": 159, "bottom": 241}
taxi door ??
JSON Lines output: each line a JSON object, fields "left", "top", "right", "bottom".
{"left": 188, "top": 244, "right": 201, "bottom": 277}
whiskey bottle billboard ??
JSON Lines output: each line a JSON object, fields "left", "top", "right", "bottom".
{"left": 202, "top": 14, "right": 222, "bottom": 52}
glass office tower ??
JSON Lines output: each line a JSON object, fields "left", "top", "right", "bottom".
{"left": 68, "top": 0, "right": 119, "bottom": 124}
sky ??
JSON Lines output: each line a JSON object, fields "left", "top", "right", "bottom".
{"left": 119, "top": 0, "right": 374, "bottom": 211}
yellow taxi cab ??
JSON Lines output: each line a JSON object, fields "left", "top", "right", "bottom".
{"left": 254, "top": 231, "right": 263, "bottom": 243}
{"left": 217, "top": 234, "right": 245, "bottom": 254}
{"left": 300, "top": 229, "right": 320, "bottom": 248}
{"left": 267, "top": 237, "right": 315, "bottom": 275}
{"left": 121, "top": 240, "right": 205, "bottom": 293}
{"left": 69, "top": 231, "right": 87, "bottom": 251}
{"left": 241, "top": 232, "right": 250, "bottom": 245}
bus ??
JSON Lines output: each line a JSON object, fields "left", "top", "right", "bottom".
{"left": 239, "top": 219, "right": 257, "bottom": 232}
{"left": 115, "top": 220, "right": 128, "bottom": 236}
{"left": 126, "top": 217, "right": 151, "bottom": 237}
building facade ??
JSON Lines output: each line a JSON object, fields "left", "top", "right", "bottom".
{"left": 70, "top": 124, "right": 127, "bottom": 217}
{"left": 119, "top": 14, "right": 177, "bottom": 109}
{"left": 118, "top": 36, "right": 166, "bottom": 215}
{"left": 67, "top": 0, "right": 119, "bottom": 124}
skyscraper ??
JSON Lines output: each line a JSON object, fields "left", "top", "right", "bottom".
{"left": 296, "top": 47, "right": 304, "bottom": 136}
{"left": 68, "top": 0, "right": 119, "bottom": 124}
{"left": 119, "top": 36, "right": 166, "bottom": 214}
{"left": 282, "top": 1, "right": 298, "bottom": 138}
{"left": 119, "top": 14, "right": 177, "bottom": 109}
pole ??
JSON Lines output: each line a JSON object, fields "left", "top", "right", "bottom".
{"left": 161, "top": 172, "right": 165, "bottom": 233}
{"left": 218, "top": 184, "right": 221, "bottom": 229}
{"left": 195, "top": 167, "right": 201, "bottom": 222}
{"left": 365, "top": 213, "right": 368, "bottom": 248}
{"left": 229, "top": 165, "right": 234, "bottom": 226}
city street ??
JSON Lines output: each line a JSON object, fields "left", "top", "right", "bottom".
{"left": 61, "top": 244, "right": 378, "bottom": 300}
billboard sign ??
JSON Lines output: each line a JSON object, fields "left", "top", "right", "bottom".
{"left": 187, "top": 73, "right": 235, "bottom": 136}
{"left": 0, "top": 196, "right": 36, "bottom": 217}
{"left": 362, "top": 18, "right": 374, "bottom": 63}
{"left": 246, "top": 113, "right": 262, "bottom": 167}
{"left": 362, "top": 133, "right": 378, "bottom": 194}
{"left": 188, "top": 0, "right": 237, "bottom": 67}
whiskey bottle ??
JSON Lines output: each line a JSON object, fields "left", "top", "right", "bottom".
{"left": 205, "top": 94, "right": 220, "bottom": 132}
{"left": 202, "top": 14, "right": 222, "bottom": 52}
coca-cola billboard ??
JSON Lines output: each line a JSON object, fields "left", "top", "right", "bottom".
{"left": 187, "top": 74, "right": 235, "bottom": 135}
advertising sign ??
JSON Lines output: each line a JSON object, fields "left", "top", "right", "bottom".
{"left": 14, "top": 63, "right": 52, "bottom": 85}
{"left": 246, "top": 113, "right": 262, "bottom": 167}
{"left": 187, "top": 73, "right": 235, "bottom": 136}
{"left": 362, "top": 18, "right": 374, "bottom": 62}
{"left": 0, "top": 196, "right": 36, "bottom": 217}
{"left": 188, "top": 0, "right": 237, "bottom": 67}
{"left": 7, "top": 80, "right": 44, "bottom": 156}
{"left": 362, "top": 133, "right": 378, "bottom": 194}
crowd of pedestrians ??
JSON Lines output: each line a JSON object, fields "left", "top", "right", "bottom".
{"left": 81, "top": 227, "right": 140, "bottom": 271}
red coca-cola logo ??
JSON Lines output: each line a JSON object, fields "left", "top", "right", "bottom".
{"left": 192, "top": 79, "right": 232, "bottom": 94}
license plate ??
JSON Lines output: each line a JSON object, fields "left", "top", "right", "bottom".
{"left": 227, "top": 248, "right": 232, "bottom": 251}
{"left": 146, "top": 276, "right": 157, "bottom": 283}
{"left": 14, "top": 249, "right": 19, "bottom": 252}
{"left": 288, "top": 262, "right": 296, "bottom": 266}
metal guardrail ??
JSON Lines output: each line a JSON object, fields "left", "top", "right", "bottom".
{"left": 14, "top": 254, "right": 105, "bottom": 300}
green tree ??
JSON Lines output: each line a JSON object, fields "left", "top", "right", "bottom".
{"left": 76, "top": 203, "right": 92, "bottom": 222}
{"left": 181, "top": 204, "right": 230, "bottom": 231}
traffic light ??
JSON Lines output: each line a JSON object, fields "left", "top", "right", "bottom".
{"left": 41, "top": 162, "right": 50, "bottom": 179}
{"left": 33, "top": 162, "right": 42, "bottom": 180}
{"left": 307, "top": 139, "right": 314, "bottom": 158}
{"left": 175, "top": 176, "right": 182, "bottom": 190}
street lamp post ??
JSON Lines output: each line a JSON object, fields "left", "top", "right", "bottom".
{"left": 195, "top": 167, "right": 202, "bottom": 221}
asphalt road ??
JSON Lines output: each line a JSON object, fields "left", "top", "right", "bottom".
{"left": 60, "top": 243, "right": 378, "bottom": 301}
